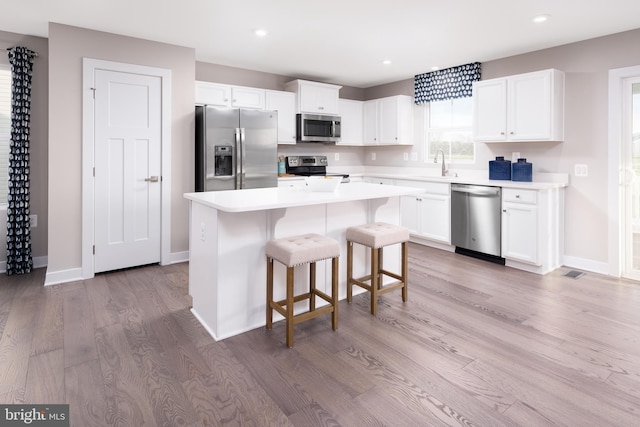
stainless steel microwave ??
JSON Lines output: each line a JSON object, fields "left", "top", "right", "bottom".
{"left": 296, "top": 113, "right": 341, "bottom": 143}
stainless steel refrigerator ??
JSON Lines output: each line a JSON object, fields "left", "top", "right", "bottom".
{"left": 195, "top": 106, "right": 278, "bottom": 191}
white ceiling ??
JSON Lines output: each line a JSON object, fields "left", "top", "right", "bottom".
{"left": 3, "top": 0, "right": 640, "bottom": 88}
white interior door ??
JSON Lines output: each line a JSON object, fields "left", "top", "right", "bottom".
{"left": 93, "top": 69, "right": 162, "bottom": 273}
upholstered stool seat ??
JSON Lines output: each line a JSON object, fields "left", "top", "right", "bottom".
{"left": 346, "top": 222, "right": 409, "bottom": 315}
{"left": 266, "top": 233, "right": 340, "bottom": 348}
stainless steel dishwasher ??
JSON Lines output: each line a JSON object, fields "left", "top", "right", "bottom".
{"left": 451, "top": 184, "right": 504, "bottom": 262}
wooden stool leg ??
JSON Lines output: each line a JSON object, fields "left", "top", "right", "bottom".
{"left": 266, "top": 257, "right": 274, "bottom": 329}
{"left": 309, "top": 261, "right": 316, "bottom": 311}
{"left": 331, "top": 257, "right": 339, "bottom": 331}
{"left": 370, "top": 247, "right": 379, "bottom": 316}
{"left": 347, "top": 241, "right": 353, "bottom": 303}
{"left": 378, "top": 247, "right": 384, "bottom": 290}
{"left": 286, "top": 266, "right": 295, "bottom": 348}
{"left": 401, "top": 241, "right": 408, "bottom": 302}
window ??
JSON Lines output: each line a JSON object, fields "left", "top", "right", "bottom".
{"left": 0, "top": 66, "right": 10, "bottom": 205}
{"left": 426, "top": 97, "right": 474, "bottom": 163}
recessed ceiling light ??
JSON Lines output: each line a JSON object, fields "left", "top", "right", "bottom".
{"left": 254, "top": 29, "right": 268, "bottom": 37}
{"left": 532, "top": 14, "right": 550, "bottom": 23}
{"left": 382, "top": 59, "right": 392, "bottom": 65}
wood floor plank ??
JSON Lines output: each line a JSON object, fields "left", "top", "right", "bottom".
{"left": 25, "top": 349, "right": 65, "bottom": 404}
{"left": 30, "top": 285, "right": 64, "bottom": 356}
{"left": 65, "top": 359, "right": 108, "bottom": 427}
{"left": 94, "top": 323, "right": 157, "bottom": 426}
{"left": 62, "top": 284, "right": 98, "bottom": 368}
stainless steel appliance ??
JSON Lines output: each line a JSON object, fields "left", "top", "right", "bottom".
{"left": 296, "top": 113, "right": 341, "bottom": 143}
{"left": 195, "top": 106, "right": 278, "bottom": 191}
{"left": 451, "top": 184, "right": 504, "bottom": 263}
{"left": 285, "top": 155, "right": 349, "bottom": 182}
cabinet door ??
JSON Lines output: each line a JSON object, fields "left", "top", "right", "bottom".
{"left": 419, "top": 194, "right": 451, "bottom": 243}
{"left": 508, "top": 72, "right": 552, "bottom": 140}
{"left": 473, "top": 79, "right": 507, "bottom": 141}
{"left": 502, "top": 203, "right": 539, "bottom": 264}
{"left": 363, "top": 100, "right": 379, "bottom": 145}
{"left": 299, "top": 84, "right": 339, "bottom": 114}
{"left": 266, "top": 90, "right": 296, "bottom": 144}
{"left": 401, "top": 196, "right": 420, "bottom": 234}
{"left": 338, "top": 99, "right": 363, "bottom": 145}
{"left": 378, "top": 97, "right": 400, "bottom": 144}
{"left": 195, "top": 82, "right": 230, "bottom": 106}
{"left": 230, "top": 86, "right": 265, "bottom": 109}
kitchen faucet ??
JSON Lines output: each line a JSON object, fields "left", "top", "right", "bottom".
{"left": 434, "top": 149, "right": 448, "bottom": 177}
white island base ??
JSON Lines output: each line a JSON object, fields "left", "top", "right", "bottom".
{"left": 185, "top": 183, "right": 424, "bottom": 341}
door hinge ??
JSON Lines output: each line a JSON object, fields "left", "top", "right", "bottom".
{"left": 93, "top": 245, "right": 95, "bottom": 255}
{"left": 93, "top": 167, "right": 95, "bottom": 177}
{"left": 90, "top": 87, "right": 96, "bottom": 99}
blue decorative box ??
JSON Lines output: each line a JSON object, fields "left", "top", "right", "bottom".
{"left": 512, "top": 158, "right": 532, "bottom": 182}
{"left": 489, "top": 156, "right": 511, "bottom": 180}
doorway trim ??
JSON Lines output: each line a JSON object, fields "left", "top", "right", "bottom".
{"left": 608, "top": 64, "right": 640, "bottom": 277}
{"left": 81, "top": 58, "right": 172, "bottom": 279}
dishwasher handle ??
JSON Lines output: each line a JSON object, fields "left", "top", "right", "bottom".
{"left": 451, "top": 184, "right": 501, "bottom": 197}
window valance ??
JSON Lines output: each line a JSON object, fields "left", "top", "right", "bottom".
{"left": 414, "top": 62, "right": 481, "bottom": 104}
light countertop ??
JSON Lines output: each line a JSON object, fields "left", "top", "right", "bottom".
{"left": 184, "top": 182, "right": 425, "bottom": 213}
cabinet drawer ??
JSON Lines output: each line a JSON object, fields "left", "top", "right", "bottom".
{"left": 503, "top": 188, "right": 537, "bottom": 204}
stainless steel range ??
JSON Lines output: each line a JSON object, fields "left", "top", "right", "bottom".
{"left": 285, "top": 156, "right": 350, "bottom": 182}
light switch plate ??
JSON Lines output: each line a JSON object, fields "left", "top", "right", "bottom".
{"left": 512, "top": 152, "right": 521, "bottom": 162}
{"left": 371, "top": 152, "right": 376, "bottom": 161}
{"left": 334, "top": 153, "right": 339, "bottom": 161}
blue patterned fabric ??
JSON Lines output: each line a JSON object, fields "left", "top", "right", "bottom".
{"left": 6, "top": 46, "right": 36, "bottom": 275}
{"left": 414, "top": 62, "right": 481, "bottom": 104}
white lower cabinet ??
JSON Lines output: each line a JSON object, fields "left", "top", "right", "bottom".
{"left": 501, "top": 187, "right": 564, "bottom": 274}
{"left": 501, "top": 189, "right": 538, "bottom": 264}
{"left": 397, "top": 180, "right": 450, "bottom": 244}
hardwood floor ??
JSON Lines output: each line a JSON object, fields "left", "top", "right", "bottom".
{"left": 2, "top": 244, "right": 640, "bottom": 426}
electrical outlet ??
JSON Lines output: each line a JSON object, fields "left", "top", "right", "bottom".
{"left": 371, "top": 152, "right": 376, "bottom": 161}
{"left": 575, "top": 164, "right": 588, "bottom": 177}
{"left": 512, "top": 152, "right": 521, "bottom": 162}
{"left": 403, "top": 152, "right": 409, "bottom": 161}
{"left": 334, "top": 152, "right": 339, "bottom": 161}
{"left": 411, "top": 152, "right": 418, "bottom": 161}
{"left": 29, "top": 215, "right": 37, "bottom": 228}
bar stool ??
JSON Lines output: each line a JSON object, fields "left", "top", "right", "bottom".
{"left": 266, "top": 233, "right": 340, "bottom": 348}
{"left": 346, "top": 222, "right": 410, "bottom": 316}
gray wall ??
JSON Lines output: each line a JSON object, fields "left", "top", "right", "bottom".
{"left": 0, "top": 30, "right": 48, "bottom": 266}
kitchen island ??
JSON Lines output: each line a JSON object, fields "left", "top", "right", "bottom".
{"left": 184, "top": 182, "right": 424, "bottom": 340}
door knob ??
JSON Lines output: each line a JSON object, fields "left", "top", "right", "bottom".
{"left": 145, "top": 176, "right": 159, "bottom": 182}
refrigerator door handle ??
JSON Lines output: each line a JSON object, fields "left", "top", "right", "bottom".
{"left": 234, "top": 127, "right": 241, "bottom": 189}
{"left": 239, "top": 128, "right": 246, "bottom": 189}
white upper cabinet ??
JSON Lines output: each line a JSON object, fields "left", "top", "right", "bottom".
{"left": 363, "top": 95, "right": 413, "bottom": 145}
{"left": 473, "top": 69, "right": 564, "bottom": 142}
{"left": 265, "top": 90, "right": 296, "bottom": 144}
{"left": 285, "top": 79, "right": 341, "bottom": 115}
{"left": 195, "top": 81, "right": 265, "bottom": 109}
{"left": 337, "top": 99, "right": 364, "bottom": 145}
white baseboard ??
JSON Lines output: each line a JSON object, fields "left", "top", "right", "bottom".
{"left": 562, "top": 255, "right": 610, "bottom": 276}
{"left": 44, "top": 267, "right": 84, "bottom": 286}
{"left": 0, "top": 255, "right": 48, "bottom": 274}
{"left": 165, "top": 250, "right": 189, "bottom": 265}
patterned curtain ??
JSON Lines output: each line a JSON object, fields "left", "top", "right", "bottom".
{"left": 6, "top": 46, "right": 36, "bottom": 275}
{"left": 414, "top": 62, "right": 481, "bottom": 104}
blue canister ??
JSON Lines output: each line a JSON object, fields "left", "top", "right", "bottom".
{"left": 512, "top": 158, "right": 532, "bottom": 182}
{"left": 489, "top": 156, "right": 511, "bottom": 180}
{"left": 278, "top": 161, "right": 285, "bottom": 175}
